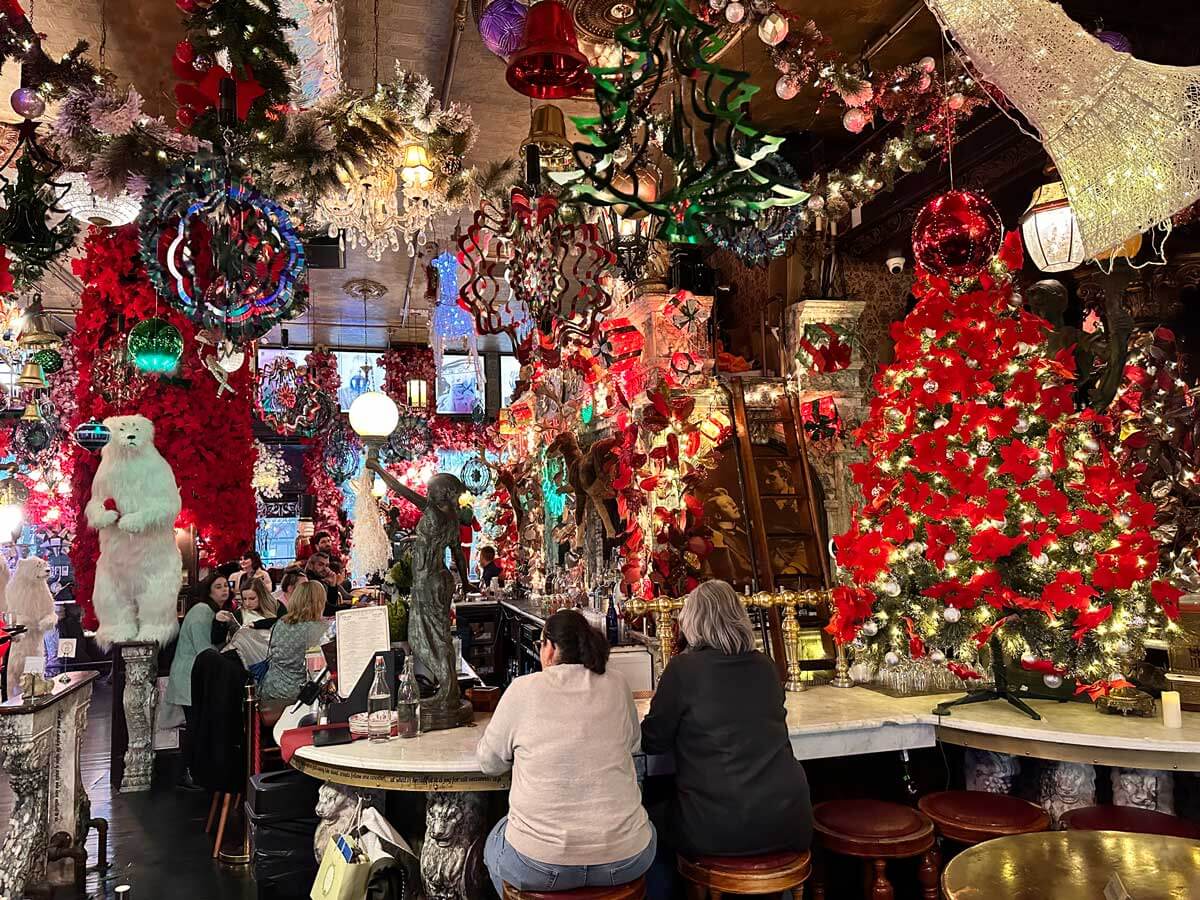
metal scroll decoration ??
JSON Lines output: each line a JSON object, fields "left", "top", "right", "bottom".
{"left": 382, "top": 413, "right": 434, "bottom": 463}
{"left": 457, "top": 189, "right": 615, "bottom": 364}
{"left": 255, "top": 356, "right": 335, "bottom": 437}
{"left": 568, "top": 0, "right": 805, "bottom": 242}
{"left": 323, "top": 420, "right": 362, "bottom": 484}
{"left": 139, "top": 156, "right": 307, "bottom": 345}
{"left": 460, "top": 456, "right": 493, "bottom": 494}
{"left": 703, "top": 155, "right": 805, "bottom": 267}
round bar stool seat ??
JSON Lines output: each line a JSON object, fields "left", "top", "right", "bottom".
{"left": 502, "top": 876, "right": 646, "bottom": 900}
{"left": 811, "top": 799, "right": 938, "bottom": 900}
{"left": 918, "top": 790, "right": 1051, "bottom": 844}
{"left": 1060, "top": 804, "right": 1200, "bottom": 839}
{"left": 678, "top": 849, "right": 811, "bottom": 897}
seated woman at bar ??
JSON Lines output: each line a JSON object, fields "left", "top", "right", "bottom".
{"left": 259, "top": 581, "right": 328, "bottom": 701}
{"left": 215, "top": 580, "right": 280, "bottom": 678}
{"left": 641, "top": 579, "right": 812, "bottom": 859}
{"left": 477, "top": 609, "right": 656, "bottom": 894}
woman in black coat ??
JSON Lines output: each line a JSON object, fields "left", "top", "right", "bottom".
{"left": 641, "top": 579, "right": 812, "bottom": 859}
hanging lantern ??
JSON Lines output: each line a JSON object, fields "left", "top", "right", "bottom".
{"left": 31, "top": 348, "right": 62, "bottom": 374}
{"left": 406, "top": 378, "right": 429, "bottom": 408}
{"left": 74, "top": 418, "right": 112, "bottom": 452}
{"left": 127, "top": 317, "right": 185, "bottom": 374}
{"left": 505, "top": 0, "right": 594, "bottom": 99}
{"left": 348, "top": 390, "right": 401, "bottom": 442}
{"left": 17, "top": 360, "right": 46, "bottom": 389}
{"left": 521, "top": 104, "right": 574, "bottom": 172}
{"left": 17, "top": 299, "right": 60, "bottom": 350}
{"left": 1020, "top": 171, "right": 1085, "bottom": 273}
{"left": 58, "top": 172, "right": 141, "bottom": 227}
{"left": 399, "top": 144, "right": 435, "bottom": 191}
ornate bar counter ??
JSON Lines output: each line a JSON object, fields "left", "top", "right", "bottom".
{"left": 290, "top": 686, "right": 1200, "bottom": 898}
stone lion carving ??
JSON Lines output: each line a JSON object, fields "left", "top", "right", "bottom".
{"left": 6, "top": 558, "right": 56, "bottom": 691}
{"left": 84, "top": 415, "right": 183, "bottom": 648}
{"left": 1037, "top": 761, "right": 1096, "bottom": 826}
{"left": 312, "top": 783, "right": 384, "bottom": 862}
{"left": 421, "top": 792, "right": 486, "bottom": 900}
{"left": 1112, "top": 768, "right": 1175, "bottom": 814}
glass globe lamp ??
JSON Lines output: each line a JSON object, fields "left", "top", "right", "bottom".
{"left": 349, "top": 390, "right": 400, "bottom": 443}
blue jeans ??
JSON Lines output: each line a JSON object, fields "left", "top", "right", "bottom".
{"left": 484, "top": 816, "right": 657, "bottom": 896}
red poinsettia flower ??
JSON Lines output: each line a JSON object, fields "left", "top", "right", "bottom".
{"left": 1037, "top": 384, "right": 1076, "bottom": 422}
{"left": 1093, "top": 537, "right": 1155, "bottom": 591}
{"left": 1019, "top": 482, "right": 1069, "bottom": 519}
{"left": 879, "top": 506, "right": 915, "bottom": 543}
{"left": 901, "top": 617, "right": 926, "bottom": 659}
{"left": 834, "top": 528, "right": 895, "bottom": 583}
{"left": 998, "top": 230, "right": 1025, "bottom": 271}
{"left": 1151, "top": 580, "right": 1183, "bottom": 620}
{"left": 968, "top": 527, "right": 1026, "bottom": 561}
{"left": 1041, "top": 571, "right": 1097, "bottom": 613}
{"left": 1071, "top": 604, "right": 1114, "bottom": 642}
{"left": 947, "top": 661, "right": 984, "bottom": 680}
{"left": 998, "top": 440, "right": 1041, "bottom": 483}
{"left": 922, "top": 579, "right": 977, "bottom": 608}
{"left": 923, "top": 521, "right": 958, "bottom": 569}
{"left": 826, "top": 585, "right": 877, "bottom": 643}
{"left": 971, "top": 613, "right": 1012, "bottom": 648}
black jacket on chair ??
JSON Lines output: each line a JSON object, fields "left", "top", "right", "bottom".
{"left": 190, "top": 648, "right": 251, "bottom": 793}
{"left": 640, "top": 647, "right": 812, "bottom": 857}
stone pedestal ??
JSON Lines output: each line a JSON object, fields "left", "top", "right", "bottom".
{"left": 0, "top": 672, "right": 96, "bottom": 899}
{"left": 117, "top": 641, "right": 159, "bottom": 793}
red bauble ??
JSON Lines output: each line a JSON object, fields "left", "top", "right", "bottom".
{"left": 176, "top": 0, "right": 198, "bottom": 12}
{"left": 176, "top": 105, "right": 196, "bottom": 127}
{"left": 912, "top": 190, "right": 1003, "bottom": 281}
{"left": 174, "top": 40, "right": 195, "bottom": 64}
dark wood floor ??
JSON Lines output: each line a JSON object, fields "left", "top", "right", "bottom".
{"left": 0, "top": 680, "right": 256, "bottom": 900}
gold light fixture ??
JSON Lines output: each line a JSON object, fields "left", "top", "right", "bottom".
{"left": 399, "top": 144, "right": 434, "bottom": 191}
{"left": 521, "top": 104, "right": 574, "bottom": 172}
{"left": 17, "top": 360, "right": 46, "bottom": 390}
{"left": 406, "top": 377, "right": 429, "bottom": 408}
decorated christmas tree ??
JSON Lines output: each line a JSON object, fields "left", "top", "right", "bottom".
{"left": 828, "top": 231, "right": 1182, "bottom": 700}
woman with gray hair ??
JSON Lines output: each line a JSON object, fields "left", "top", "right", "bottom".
{"left": 641, "top": 579, "right": 811, "bottom": 862}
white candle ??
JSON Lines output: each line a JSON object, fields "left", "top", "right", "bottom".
{"left": 1162, "top": 691, "right": 1183, "bottom": 729}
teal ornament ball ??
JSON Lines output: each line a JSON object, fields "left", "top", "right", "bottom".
{"left": 128, "top": 317, "right": 184, "bottom": 374}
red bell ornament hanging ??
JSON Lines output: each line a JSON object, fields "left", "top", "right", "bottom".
{"left": 912, "top": 190, "right": 1003, "bottom": 282}
{"left": 505, "top": 0, "right": 594, "bottom": 100}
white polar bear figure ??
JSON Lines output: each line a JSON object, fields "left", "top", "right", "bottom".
{"left": 84, "top": 415, "right": 183, "bottom": 648}
{"left": 6, "top": 557, "right": 56, "bottom": 691}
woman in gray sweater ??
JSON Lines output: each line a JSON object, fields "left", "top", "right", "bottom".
{"left": 477, "top": 609, "right": 656, "bottom": 894}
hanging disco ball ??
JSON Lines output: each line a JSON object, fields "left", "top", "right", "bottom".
{"left": 31, "top": 348, "right": 63, "bottom": 375}
{"left": 74, "top": 418, "right": 111, "bottom": 452}
{"left": 128, "top": 317, "right": 185, "bottom": 374}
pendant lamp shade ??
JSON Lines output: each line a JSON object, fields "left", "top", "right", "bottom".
{"left": 1020, "top": 176, "right": 1085, "bottom": 273}
{"left": 506, "top": 0, "right": 594, "bottom": 100}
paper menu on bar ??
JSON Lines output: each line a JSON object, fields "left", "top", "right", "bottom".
{"left": 334, "top": 605, "right": 391, "bottom": 699}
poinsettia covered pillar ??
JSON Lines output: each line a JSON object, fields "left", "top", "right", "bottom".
{"left": 67, "top": 226, "right": 257, "bottom": 628}
{"left": 786, "top": 296, "right": 867, "bottom": 539}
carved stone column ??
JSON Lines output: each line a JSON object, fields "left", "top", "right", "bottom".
{"left": 421, "top": 791, "right": 488, "bottom": 900}
{"left": 1111, "top": 768, "right": 1175, "bottom": 814}
{"left": 118, "top": 641, "right": 159, "bottom": 793}
{"left": 1037, "top": 761, "right": 1096, "bottom": 826}
{"left": 784, "top": 297, "right": 868, "bottom": 539}
{"left": 312, "top": 783, "right": 385, "bottom": 863}
{"left": 0, "top": 717, "right": 53, "bottom": 897}
{"left": 964, "top": 750, "right": 1020, "bottom": 794}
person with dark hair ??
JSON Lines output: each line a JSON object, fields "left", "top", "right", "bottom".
{"left": 477, "top": 609, "right": 654, "bottom": 895}
{"left": 478, "top": 546, "right": 503, "bottom": 589}
{"left": 165, "top": 574, "right": 229, "bottom": 789}
{"left": 236, "top": 549, "right": 272, "bottom": 592}
{"left": 641, "top": 580, "right": 812, "bottom": 864}
{"left": 296, "top": 530, "right": 336, "bottom": 565}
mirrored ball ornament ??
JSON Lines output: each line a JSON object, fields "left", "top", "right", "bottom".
{"left": 930, "top": 649, "right": 946, "bottom": 664}
{"left": 860, "top": 620, "right": 879, "bottom": 637}
{"left": 1042, "top": 673, "right": 1063, "bottom": 689}
{"left": 10, "top": 87, "right": 45, "bottom": 120}
{"left": 943, "top": 606, "right": 962, "bottom": 623}
{"left": 884, "top": 651, "right": 901, "bottom": 667}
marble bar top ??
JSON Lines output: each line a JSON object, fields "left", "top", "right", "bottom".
{"left": 0, "top": 670, "right": 97, "bottom": 716}
{"left": 291, "top": 685, "right": 1200, "bottom": 790}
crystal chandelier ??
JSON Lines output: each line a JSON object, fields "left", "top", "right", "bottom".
{"left": 58, "top": 172, "right": 141, "bottom": 228}
{"left": 318, "top": 166, "right": 405, "bottom": 261}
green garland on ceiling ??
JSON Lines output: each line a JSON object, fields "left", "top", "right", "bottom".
{"left": 569, "top": 0, "right": 806, "bottom": 243}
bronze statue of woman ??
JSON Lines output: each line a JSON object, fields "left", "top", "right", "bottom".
{"left": 367, "top": 453, "right": 474, "bottom": 729}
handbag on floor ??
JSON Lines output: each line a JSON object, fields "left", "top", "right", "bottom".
{"left": 312, "top": 800, "right": 371, "bottom": 900}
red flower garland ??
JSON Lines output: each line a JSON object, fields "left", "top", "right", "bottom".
{"left": 301, "top": 348, "right": 347, "bottom": 556}
{"left": 68, "top": 225, "right": 257, "bottom": 628}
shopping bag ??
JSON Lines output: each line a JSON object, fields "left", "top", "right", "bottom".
{"left": 311, "top": 834, "right": 371, "bottom": 900}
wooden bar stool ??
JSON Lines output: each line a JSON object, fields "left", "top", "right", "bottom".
{"left": 811, "top": 799, "right": 938, "bottom": 900}
{"left": 918, "top": 791, "right": 1051, "bottom": 845}
{"left": 1060, "top": 804, "right": 1200, "bottom": 839}
{"left": 503, "top": 876, "right": 646, "bottom": 900}
{"left": 678, "top": 850, "right": 811, "bottom": 900}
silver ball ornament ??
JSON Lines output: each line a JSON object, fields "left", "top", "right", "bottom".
{"left": 860, "top": 620, "right": 879, "bottom": 637}
{"left": 1114, "top": 512, "right": 1132, "bottom": 528}
{"left": 1042, "top": 673, "right": 1063, "bottom": 690}
{"left": 724, "top": 1, "right": 746, "bottom": 23}
{"left": 943, "top": 549, "right": 960, "bottom": 565}
{"left": 929, "top": 649, "right": 946, "bottom": 664}
{"left": 884, "top": 651, "right": 901, "bottom": 667}
{"left": 943, "top": 606, "right": 962, "bottom": 624}
{"left": 10, "top": 87, "right": 45, "bottom": 120}
{"left": 1014, "top": 417, "right": 1030, "bottom": 434}
{"left": 881, "top": 579, "right": 901, "bottom": 598}
{"left": 1021, "top": 651, "right": 1037, "bottom": 665}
